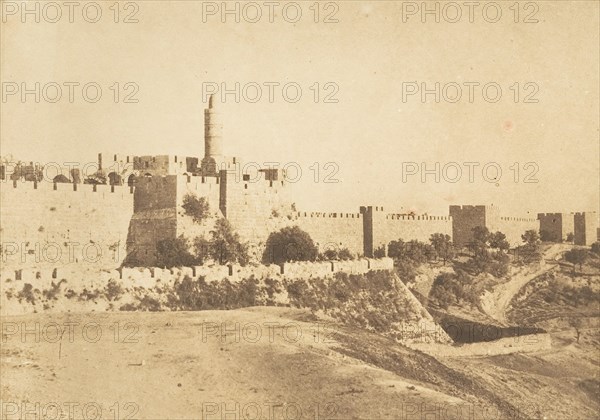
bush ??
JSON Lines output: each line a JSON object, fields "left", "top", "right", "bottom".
{"left": 429, "top": 270, "right": 477, "bottom": 309}
{"left": 182, "top": 194, "right": 210, "bottom": 223}
{"left": 18, "top": 283, "right": 36, "bottom": 304}
{"left": 373, "top": 246, "right": 386, "bottom": 258}
{"left": 564, "top": 248, "right": 589, "bottom": 273}
{"left": 263, "top": 226, "right": 318, "bottom": 264}
{"left": 591, "top": 242, "right": 600, "bottom": 256}
{"left": 166, "top": 275, "right": 265, "bottom": 311}
{"left": 42, "top": 280, "right": 66, "bottom": 301}
{"left": 104, "top": 280, "right": 124, "bottom": 301}
{"left": 540, "top": 230, "right": 558, "bottom": 242}
{"left": 156, "top": 236, "right": 197, "bottom": 268}
{"left": 319, "top": 247, "right": 354, "bottom": 261}
{"left": 137, "top": 296, "right": 162, "bottom": 311}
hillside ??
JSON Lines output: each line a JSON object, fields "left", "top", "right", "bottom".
{"left": 2, "top": 308, "right": 598, "bottom": 419}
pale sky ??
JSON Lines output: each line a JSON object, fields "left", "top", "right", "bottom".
{"left": 1, "top": 1, "right": 599, "bottom": 216}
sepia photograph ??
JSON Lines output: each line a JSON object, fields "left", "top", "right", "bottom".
{"left": 0, "top": 1, "right": 599, "bottom": 419}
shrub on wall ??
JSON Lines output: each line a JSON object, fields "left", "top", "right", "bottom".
{"left": 182, "top": 194, "right": 210, "bottom": 223}
{"left": 262, "top": 226, "right": 318, "bottom": 264}
{"left": 319, "top": 247, "right": 355, "bottom": 261}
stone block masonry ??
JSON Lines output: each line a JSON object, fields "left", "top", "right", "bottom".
{"left": 0, "top": 258, "right": 395, "bottom": 292}
{"left": 0, "top": 181, "right": 134, "bottom": 269}
{"left": 537, "top": 213, "right": 575, "bottom": 242}
{"left": 3, "top": 96, "right": 597, "bottom": 271}
{"left": 574, "top": 212, "right": 599, "bottom": 246}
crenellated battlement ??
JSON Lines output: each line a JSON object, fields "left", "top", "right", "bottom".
{"left": 0, "top": 258, "right": 395, "bottom": 290}
{"left": 2, "top": 179, "right": 134, "bottom": 195}
{"left": 296, "top": 211, "right": 362, "bottom": 219}
{"left": 449, "top": 205, "right": 487, "bottom": 211}
{"left": 499, "top": 216, "right": 538, "bottom": 222}
{"left": 386, "top": 214, "right": 451, "bottom": 221}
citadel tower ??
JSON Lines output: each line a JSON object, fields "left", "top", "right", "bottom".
{"left": 204, "top": 94, "right": 223, "bottom": 159}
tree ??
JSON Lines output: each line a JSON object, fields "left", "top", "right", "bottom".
{"left": 518, "top": 229, "right": 542, "bottom": 264}
{"left": 388, "top": 239, "right": 434, "bottom": 265}
{"left": 521, "top": 230, "right": 540, "bottom": 245}
{"left": 564, "top": 249, "right": 588, "bottom": 274}
{"left": 470, "top": 226, "right": 491, "bottom": 257}
{"left": 591, "top": 242, "right": 600, "bottom": 256}
{"left": 566, "top": 232, "right": 575, "bottom": 243}
{"left": 429, "top": 270, "right": 475, "bottom": 309}
{"left": 155, "top": 236, "right": 197, "bottom": 268}
{"left": 193, "top": 236, "right": 212, "bottom": 265}
{"left": 209, "top": 219, "right": 249, "bottom": 266}
{"left": 405, "top": 240, "right": 435, "bottom": 264}
{"left": 263, "top": 226, "right": 318, "bottom": 264}
{"left": 464, "top": 227, "right": 510, "bottom": 278}
{"left": 387, "top": 239, "right": 407, "bottom": 260}
{"left": 429, "top": 233, "right": 455, "bottom": 264}
{"left": 182, "top": 194, "right": 210, "bottom": 223}
{"left": 489, "top": 231, "right": 510, "bottom": 251}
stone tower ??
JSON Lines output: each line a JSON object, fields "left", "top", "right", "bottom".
{"left": 204, "top": 94, "right": 223, "bottom": 159}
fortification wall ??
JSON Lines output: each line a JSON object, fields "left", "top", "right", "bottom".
{"left": 537, "top": 213, "right": 574, "bottom": 242}
{"left": 133, "top": 176, "right": 178, "bottom": 212}
{"left": 375, "top": 214, "right": 453, "bottom": 251}
{"left": 0, "top": 181, "right": 134, "bottom": 269}
{"left": 449, "top": 205, "right": 487, "bottom": 247}
{"left": 127, "top": 209, "right": 178, "bottom": 266}
{"left": 219, "top": 170, "right": 292, "bottom": 245}
{"left": 363, "top": 207, "right": 452, "bottom": 255}
{"left": 0, "top": 258, "right": 395, "bottom": 292}
{"left": 450, "top": 204, "right": 539, "bottom": 248}
{"left": 294, "top": 212, "right": 364, "bottom": 255}
{"left": 574, "top": 212, "right": 599, "bottom": 245}
{"left": 493, "top": 217, "right": 539, "bottom": 247}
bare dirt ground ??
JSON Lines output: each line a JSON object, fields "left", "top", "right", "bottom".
{"left": 2, "top": 306, "right": 599, "bottom": 419}
{"left": 480, "top": 244, "right": 569, "bottom": 325}
{"left": 1, "top": 308, "right": 471, "bottom": 419}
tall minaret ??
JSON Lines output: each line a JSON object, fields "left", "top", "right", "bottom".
{"left": 204, "top": 94, "right": 223, "bottom": 158}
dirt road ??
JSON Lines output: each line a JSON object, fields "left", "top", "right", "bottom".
{"left": 480, "top": 244, "right": 569, "bottom": 325}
